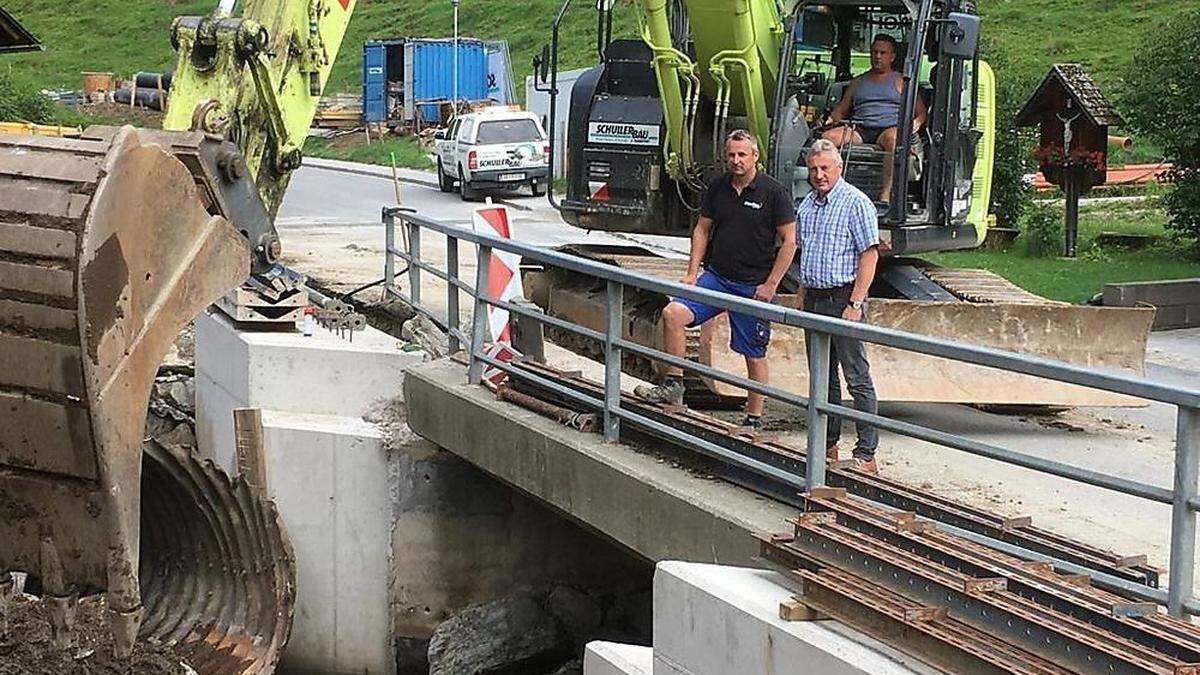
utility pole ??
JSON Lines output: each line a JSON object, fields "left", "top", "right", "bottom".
{"left": 452, "top": 0, "right": 460, "bottom": 115}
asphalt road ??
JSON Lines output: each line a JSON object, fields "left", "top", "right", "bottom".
{"left": 277, "top": 161, "right": 1200, "bottom": 574}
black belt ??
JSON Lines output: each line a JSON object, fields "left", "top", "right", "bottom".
{"left": 806, "top": 284, "right": 853, "bottom": 298}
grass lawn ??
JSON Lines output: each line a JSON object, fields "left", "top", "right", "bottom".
{"left": 925, "top": 202, "right": 1200, "bottom": 303}
{"left": 303, "top": 133, "right": 433, "bottom": 170}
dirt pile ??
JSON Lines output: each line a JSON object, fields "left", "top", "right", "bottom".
{"left": 0, "top": 593, "right": 190, "bottom": 675}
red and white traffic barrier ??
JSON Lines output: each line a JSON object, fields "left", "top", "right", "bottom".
{"left": 472, "top": 203, "right": 524, "bottom": 386}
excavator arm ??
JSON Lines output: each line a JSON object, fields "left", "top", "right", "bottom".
{"left": 0, "top": 1, "right": 355, "bottom": 670}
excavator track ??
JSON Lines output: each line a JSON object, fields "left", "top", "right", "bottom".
{"left": 0, "top": 129, "right": 295, "bottom": 672}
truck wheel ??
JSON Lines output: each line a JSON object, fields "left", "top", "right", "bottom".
{"left": 459, "top": 169, "right": 478, "bottom": 201}
{"left": 531, "top": 180, "right": 547, "bottom": 197}
{"left": 437, "top": 160, "right": 454, "bottom": 193}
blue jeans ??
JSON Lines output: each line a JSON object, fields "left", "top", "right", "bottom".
{"left": 804, "top": 286, "right": 879, "bottom": 457}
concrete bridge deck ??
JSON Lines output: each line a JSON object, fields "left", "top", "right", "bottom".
{"left": 403, "top": 358, "right": 800, "bottom": 567}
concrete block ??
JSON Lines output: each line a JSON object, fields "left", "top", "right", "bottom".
{"left": 1151, "top": 304, "right": 1200, "bottom": 331}
{"left": 260, "top": 410, "right": 394, "bottom": 674}
{"left": 195, "top": 309, "right": 425, "bottom": 468}
{"left": 1104, "top": 279, "right": 1200, "bottom": 308}
{"left": 584, "top": 642, "right": 652, "bottom": 675}
{"left": 653, "top": 561, "right": 929, "bottom": 675}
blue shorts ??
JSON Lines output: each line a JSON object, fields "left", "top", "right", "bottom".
{"left": 674, "top": 270, "right": 771, "bottom": 359}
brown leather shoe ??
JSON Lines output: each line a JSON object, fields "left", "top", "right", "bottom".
{"left": 851, "top": 457, "right": 878, "bottom": 474}
{"left": 826, "top": 444, "right": 840, "bottom": 462}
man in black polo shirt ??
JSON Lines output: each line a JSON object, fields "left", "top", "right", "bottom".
{"left": 635, "top": 129, "right": 796, "bottom": 430}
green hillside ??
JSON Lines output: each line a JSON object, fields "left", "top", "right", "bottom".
{"left": 4, "top": 0, "right": 1186, "bottom": 99}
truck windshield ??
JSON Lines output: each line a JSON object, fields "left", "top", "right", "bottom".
{"left": 476, "top": 119, "right": 543, "bottom": 144}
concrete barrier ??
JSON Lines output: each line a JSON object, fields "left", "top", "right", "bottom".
{"left": 584, "top": 642, "right": 652, "bottom": 675}
{"left": 651, "top": 562, "right": 929, "bottom": 675}
{"left": 1104, "top": 279, "right": 1200, "bottom": 330}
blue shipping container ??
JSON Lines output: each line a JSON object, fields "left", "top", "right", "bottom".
{"left": 406, "top": 39, "right": 487, "bottom": 122}
{"left": 361, "top": 38, "right": 489, "bottom": 124}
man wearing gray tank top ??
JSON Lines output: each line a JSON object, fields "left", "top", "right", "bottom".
{"left": 821, "top": 33, "right": 927, "bottom": 204}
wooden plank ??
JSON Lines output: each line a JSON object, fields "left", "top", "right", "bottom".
{"left": 0, "top": 260, "right": 74, "bottom": 298}
{"left": 0, "top": 134, "right": 108, "bottom": 155}
{"left": 0, "top": 221, "right": 77, "bottom": 260}
{"left": 0, "top": 390, "right": 95, "bottom": 479}
{"left": 0, "top": 333, "right": 85, "bottom": 396}
{"left": 0, "top": 148, "right": 102, "bottom": 184}
{"left": 0, "top": 184, "right": 90, "bottom": 223}
{"left": 0, "top": 299, "right": 77, "bottom": 333}
{"left": 234, "top": 407, "right": 268, "bottom": 488}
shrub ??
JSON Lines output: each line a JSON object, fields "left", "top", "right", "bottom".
{"left": 0, "top": 70, "right": 55, "bottom": 123}
{"left": 1021, "top": 202, "right": 1063, "bottom": 258}
{"left": 1121, "top": 8, "right": 1200, "bottom": 256}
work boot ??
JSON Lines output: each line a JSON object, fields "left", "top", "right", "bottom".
{"left": 826, "top": 443, "right": 840, "bottom": 462}
{"left": 851, "top": 456, "right": 878, "bottom": 474}
{"left": 634, "top": 378, "right": 685, "bottom": 406}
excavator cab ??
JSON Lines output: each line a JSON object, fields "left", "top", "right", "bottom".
{"left": 771, "top": 0, "right": 988, "bottom": 255}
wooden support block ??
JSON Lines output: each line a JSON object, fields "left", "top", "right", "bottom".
{"left": 895, "top": 520, "right": 932, "bottom": 534}
{"left": 808, "top": 486, "right": 847, "bottom": 501}
{"left": 962, "top": 577, "right": 1007, "bottom": 594}
{"left": 890, "top": 512, "right": 917, "bottom": 524}
{"left": 903, "top": 606, "right": 949, "bottom": 622}
{"left": 779, "top": 597, "right": 828, "bottom": 622}
{"left": 795, "top": 512, "right": 837, "bottom": 527}
{"left": 233, "top": 407, "right": 268, "bottom": 488}
{"left": 1059, "top": 573, "right": 1092, "bottom": 588}
{"left": 1000, "top": 516, "right": 1032, "bottom": 531}
{"left": 1114, "top": 554, "right": 1148, "bottom": 569}
{"left": 1018, "top": 561, "right": 1055, "bottom": 575}
{"left": 769, "top": 532, "right": 794, "bottom": 545}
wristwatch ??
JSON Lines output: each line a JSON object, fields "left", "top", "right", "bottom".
{"left": 848, "top": 298, "right": 865, "bottom": 310}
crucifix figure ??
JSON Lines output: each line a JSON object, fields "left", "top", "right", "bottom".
{"left": 1056, "top": 107, "right": 1081, "bottom": 153}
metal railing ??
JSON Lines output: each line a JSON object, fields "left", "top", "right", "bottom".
{"left": 381, "top": 206, "right": 1200, "bottom": 617}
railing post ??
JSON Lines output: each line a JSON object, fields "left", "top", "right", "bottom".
{"left": 407, "top": 219, "right": 422, "bottom": 306}
{"left": 603, "top": 280, "right": 623, "bottom": 442}
{"left": 383, "top": 211, "right": 395, "bottom": 297}
{"left": 805, "top": 331, "right": 831, "bottom": 490}
{"left": 467, "top": 243, "right": 492, "bottom": 385}
{"left": 1169, "top": 406, "right": 1199, "bottom": 617}
{"left": 446, "top": 237, "right": 460, "bottom": 354}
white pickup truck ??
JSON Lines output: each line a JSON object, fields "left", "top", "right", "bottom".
{"left": 434, "top": 110, "right": 551, "bottom": 201}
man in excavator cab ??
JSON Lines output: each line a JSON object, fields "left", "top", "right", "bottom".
{"left": 820, "top": 33, "right": 927, "bottom": 205}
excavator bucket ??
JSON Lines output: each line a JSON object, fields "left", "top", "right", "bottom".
{"left": 0, "top": 128, "right": 295, "bottom": 672}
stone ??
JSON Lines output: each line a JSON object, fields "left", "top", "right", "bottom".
{"left": 548, "top": 586, "right": 603, "bottom": 643}
{"left": 427, "top": 595, "right": 572, "bottom": 675}
{"left": 166, "top": 379, "right": 195, "bottom": 415}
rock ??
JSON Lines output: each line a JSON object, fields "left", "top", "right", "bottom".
{"left": 166, "top": 379, "right": 195, "bottom": 415}
{"left": 427, "top": 595, "right": 571, "bottom": 675}
{"left": 400, "top": 313, "right": 449, "bottom": 359}
{"left": 155, "top": 423, "right": 196, "bottom": 452}
{"left": 547, "top": 586, "right": 603, "bottom": 643}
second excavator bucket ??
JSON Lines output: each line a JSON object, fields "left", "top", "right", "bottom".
{"left": 0, "top": 127, "right": 295, "bottom": 672}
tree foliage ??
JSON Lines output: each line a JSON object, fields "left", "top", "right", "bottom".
{"left": 982, "top": 38, "right": 1037, "bottom": 228}
{"left": 1121, "top": 8, "right": 1200, "bottom": 255}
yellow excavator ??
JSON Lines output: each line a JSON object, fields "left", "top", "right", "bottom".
{"left": 0, "top": 0, "right": 354, "bottom": 669}
{"left": 530, "top": 0, "right": 1154, "bottom": 407}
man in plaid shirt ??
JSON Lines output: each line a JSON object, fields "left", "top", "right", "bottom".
{"left": 795, "top": 138, "right": 881, "bottom": 474}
